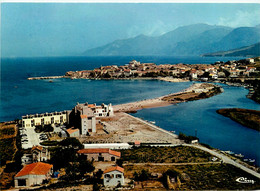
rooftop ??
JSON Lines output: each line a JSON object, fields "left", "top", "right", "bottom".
{"left": 15, "top": 162, "right": 53, "bottom": 177}
{"left": 77, "top": 148, "right": 121, "bottom": 157}
{"left": 104, "top": 166, "right": 124, "bottom": 174}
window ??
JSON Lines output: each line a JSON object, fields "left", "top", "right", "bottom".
{"left": 99, "top": 113, "right": 102, "bottom": 116}
{"left": 116, "top": 174, "right": 122, "bottom": 178}
{"left": 18, "top": 179, "right": 26, "bottom": 186}
{"left": 111, "top": 157, "right": 115, "bottom": 161}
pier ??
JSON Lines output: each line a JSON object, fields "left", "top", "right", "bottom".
{"left": 27, "top": 76, "right": 65, "bottom": 80}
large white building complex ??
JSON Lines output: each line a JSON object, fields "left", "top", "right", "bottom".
{"left": 21, "top": 102, "right": 113, "bottom": 136}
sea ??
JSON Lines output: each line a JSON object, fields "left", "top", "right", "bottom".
{"left": 1, "top": 56, "right": 260, "bottom": 166}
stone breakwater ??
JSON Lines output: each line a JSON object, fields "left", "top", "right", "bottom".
{"left": 27, "top": 76, "right": 65, "bottom": 80}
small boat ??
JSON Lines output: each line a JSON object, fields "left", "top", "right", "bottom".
{"left": 249, "top": 159, "right": 255, "bottom": 163}
{"left": 235, "top": 153, "right": 244, "bottom": 158}
{"left": 150, "top": 121, "right": 156, "bottom": 124}
{"left": 243, "top": 159, "right": 249, "bottom": 162}
{"left": 49, "top": 80, "right": 53, "bottom": 83}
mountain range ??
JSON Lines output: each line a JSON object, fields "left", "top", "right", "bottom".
{"left": 202, "top": 42, "right": 260, "bottom": 57}
{"left": 83, "top": 23, "right": 260, "bottom": 57}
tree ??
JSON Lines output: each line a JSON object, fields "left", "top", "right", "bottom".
{"left": 59, "top": 137, "right": 83, "bottom": 149}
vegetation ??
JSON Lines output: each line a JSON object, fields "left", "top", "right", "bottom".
{"left": 124, "top": 163, "right": 260, "bottom": 190}
{"left": 217, "top": 108, "right": 260, "bottom": 131}
{"left": 0, "top": 138, "right": 16, "bottom": 166}
{"left": 59, "top": 137, "right": 84, "bottom": 149}
{"left": 35, "top": 124, "right": 54, "bottom": 133}
{"left": 121, "top": 146, "right": 212, "bottom": 163}
{"left": 178, "top": 132, "right": 198, "bottom": 143}
{"left": 40, "top": 140, "right": 59, "bottom": 146}
{"left": 133, "top": 169, "right": 151, "bottom": 181}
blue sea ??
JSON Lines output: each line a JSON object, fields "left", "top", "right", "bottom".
{"left": 1, "top": 56, "right": 259, "bottom": 165}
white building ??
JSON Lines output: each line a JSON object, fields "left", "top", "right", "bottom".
{"left": 21, "top": 154, "right": 33, "bottom": 166}
{"left": 22, "top": 111, "right": 69, "bottom": 128}
{"left": 70, "top": 103, "right": 96, "bottom": 135}
{"left": 88, "top": 103, "right": 114, "bottom": 117}
{"left": 103, "top": 166, "right": 124, "bottom": 187}
{"left": 15, "top": 162, "right": 53, "bottom": 188}
{"left": 84, "top": 143, "right": 131, "bottom": 150}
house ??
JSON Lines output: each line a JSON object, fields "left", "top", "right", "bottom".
{"left": 103, "top": 166, "right": 124, "bottom": 187}
{"left": 14, "top": 162, "right": 53, "bottom": 188}
{"left": 134, "top": 141, "right": 141, "bottom": 147}
{"left": 21, "top": 154, "right": 33, "bottom": 166}
{"left": 66, "top": 128, "right": 80, "bottom": 137}
{"left": 77, "top": 148, "right": 121, "bottom": 162}
{"left": 31, "top": 146, "right": 50, "bottom": 163}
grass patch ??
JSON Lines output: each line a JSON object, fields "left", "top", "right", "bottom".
{"left": 121, "top": 146, "right": 212, "bottom": 163}
{"left": 0, "top": 138, "right": 16, "bottom": 166}
{"left": 124, "top": 163, "right": 260, "bottom": 190}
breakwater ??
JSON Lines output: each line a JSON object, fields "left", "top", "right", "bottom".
{"left": 27, "top": 76, "right": 65, "bottom": 80}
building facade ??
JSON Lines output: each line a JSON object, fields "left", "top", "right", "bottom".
{"left": 77, "top": 148, "right": 121, "bottom": 162}
{"left": 103, "top": 166, "right": 124, "bottom": 187}
{"left": 31, "top": 146, "right": 50, "bottom": 163}
{"left": 88, "top": 103, "right": 114, "bottom": 117}
{"left": 22, "top": 111, "right": 70, "bottom": 128}
{"left": 69, "top": 103, "right": 96, "bottom": 135}
{"left": 15, "top": 162, "right": 53, "bottom": 188}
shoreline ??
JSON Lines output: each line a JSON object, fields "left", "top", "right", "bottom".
{"left": 113, "top": 83, "right": 223, "bottom": 113}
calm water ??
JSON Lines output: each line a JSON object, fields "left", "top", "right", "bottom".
{"left": 1, "top": 56, "right": 259, "bottom": 165}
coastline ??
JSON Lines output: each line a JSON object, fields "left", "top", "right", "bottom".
{"left": 113, "top": 83, "right": 223, "bottom": 113}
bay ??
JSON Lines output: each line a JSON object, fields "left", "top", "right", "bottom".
{"left": 1, "top": 56, "right": 259, "bottom": 166}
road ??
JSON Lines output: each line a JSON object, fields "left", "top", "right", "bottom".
{"left": 127, "top": 114, "right": 260, "bottom": 179}
{"left": 184, "top": 144, "right": 260, "bottom": 179}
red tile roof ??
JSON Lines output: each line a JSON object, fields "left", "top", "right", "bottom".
{"left": 15, "top": 162, "right": 53, "bottom": 177}
{"left": 134, "top": 141, "right": 141, "bottom": 145}
{"left": 66, "top": 128, "right": 79, "bottom": 134}
{"left": 77, "top": 148, "right": 121, "bottom": 157}
{"left": 88, "top": 104, "right": 96, "bottom": 108}
{"left": 80, "top": 115, "right": 88, "bottom": 119}
{"left": 31, "top": 145, "right": 43, "bottom": 151}
{"left": 104, "top": 166, "right": 124, "bottom": 174}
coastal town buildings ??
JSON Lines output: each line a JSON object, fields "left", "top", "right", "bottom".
{"left": 69, "top": 103, "right": 96, "bottom": 135}
{"left": 22, "top": 111, "right": 69, "bottom": 128}
{"left": 77, "top": 148, "right": 121, "bottom": 161}
{"left": 103, "top": 166, "right": 125, "bottom": 187}
{"left": 88, "top": 103, "right": 114, "bottom": 117}
{"left": 14, "top": 162, "right": 53, "bottom": 188}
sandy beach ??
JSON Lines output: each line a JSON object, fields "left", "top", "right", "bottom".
{"left": 80, "top": 83, "right": 222, "bottom": 144}
{"left": 113, "top": 83, "right": 221, "bottom": 113}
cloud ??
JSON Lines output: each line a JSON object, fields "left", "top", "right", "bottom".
{"left": 127, "top": 20, "right": 176, "bottom": 38}
{"left": 218, "top": 10, "right": 260, "bottom": 28}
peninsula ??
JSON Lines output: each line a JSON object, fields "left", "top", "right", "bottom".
{"left": 114, "top": 83, "right": 223, "bottom": 113}
{"left": 28, "top": 57, "right": 260, "bottom": 103}
{"left": 217, "top": 108, "right": 260, "bottom": 131}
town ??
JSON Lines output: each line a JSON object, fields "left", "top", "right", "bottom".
{"left": 1, "top": 97, "right": 260, "bottom": 190}
{"left": 30, "top": 57, "right": 259, "bottom": 103}
{"left": 1, "top": 58, "right": 260, "bottom": 190}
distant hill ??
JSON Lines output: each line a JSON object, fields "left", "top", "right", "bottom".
{"left": 83, "top": 24, "right": 260, "bottom": 56}
{"left": 202, "top": 42, "right": 260, "bottom": 57}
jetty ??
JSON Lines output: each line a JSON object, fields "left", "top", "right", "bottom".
{"left": 27, "top": 76, "right": 65, "bottom": 80}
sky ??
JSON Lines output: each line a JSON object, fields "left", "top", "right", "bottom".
{"left": 1, "top": 3, "right": 260, "bottom": 57}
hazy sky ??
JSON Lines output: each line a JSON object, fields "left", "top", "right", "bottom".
{"left": 1, "top": 3, "right": 260, "bottom": 57}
